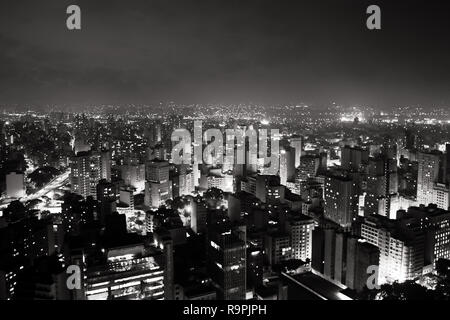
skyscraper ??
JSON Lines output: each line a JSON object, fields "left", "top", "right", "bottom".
{"left": 405, "top": 129, "right": 419, "bottom": 151}
{"left": 89, "top": 153, "right": 102, "bottom": 199}
{"left": 207, "top": 210, "right": 246, "bottom": 300}
{"left": 70, "top": 151, "right": 103, "bottom": 200}
{"left": 70, "top": 152, "right": 91, "bottom": 199}
{"left": 417, "top": 151, "right": 441, "bottom": 206}
{"left": 100, "top": 150, "right": 111, "bottom": 181}
{"left": 61, "top": 193, "right": 96, "bottom": 235}
{"left": 324, "top": 174, "right": 358, "bottom": 228}
{"left": 289, "top": 136, "right": 302, "bottom": 168}
{"left": 287, "top": 214, "right": 315, "bottom": 262}
{"left": 280, "top": 146, "right": 296, "bottom": 186}
{"left": 145, "top": 123, "right": 162, "bottom": 148}
{"left": 341, "top": 146, "right": 369, "bottom": 172}
{"left": 153, "top": 229, "right": 175, "bottom": 300}
{"left": 145, "top": 160, "right": 172, "bottom": 209}
{"left": 297, "top": 155, "right": 320, "bottom": 181}
{"left": 365, "top": 156, "right": 399, "bottom": 218}
{"left": 96, "top": 179, "right": 117, "bottom": 224}
{"left": 446, "top": 144, "right": 450, "bottom": 184}
{"left": 190, "top": 197, "right": 208, "bottom": 234}
{"left": 402, "top": 205, "right": 450, "bottom": 265}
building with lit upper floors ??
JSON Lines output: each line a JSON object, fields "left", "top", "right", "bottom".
{"left": 70, "top": 151, "right": 102, "bottom": 200}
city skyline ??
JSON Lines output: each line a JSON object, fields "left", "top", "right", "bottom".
{"left": 1, "top": 0, "right": 450, "bottom": 305}
{"left": 1, "top": 107, "right": 450, "bottom": 301}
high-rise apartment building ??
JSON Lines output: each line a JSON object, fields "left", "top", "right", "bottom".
{"left": 324, "top": 174, "right": 358, "bottom": 228}
{"left": 207, "top": 211, "right": 246, "bottom": 300}
{"left": 361, "top": 215, "right": 425, "bottom": 284}
{"left": 417, "top": 151, "right": 441, "bottom": 206}
{"left": 145, "top": 160, "right": 172, "bottom": 209}
{"left": 287, "top": 214, "right": 315, "bottom": 262}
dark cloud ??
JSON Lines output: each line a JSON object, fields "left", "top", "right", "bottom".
{"left": 0, "top": 0, "right": 449, "bottom": 108}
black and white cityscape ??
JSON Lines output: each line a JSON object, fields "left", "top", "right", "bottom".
{"left": 1, "top": 0, "right": 450, "bottom": 302}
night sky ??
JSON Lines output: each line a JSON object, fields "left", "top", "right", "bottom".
{"left": 0, "top": 0, "right": 450, "bottom": 108}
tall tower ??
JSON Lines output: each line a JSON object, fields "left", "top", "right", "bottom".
{"left": 279, "top": 145, "right": 296, "bottom": 186}
{"left": 70, "top": 152, "right": 91, "bottom": 198}
{"left": 207, "top": 210, "right": 246, "bottom": 300}
{"left": 145, "top": 160, "right": 172, "bottom": 208}
{"left": 154, "top": 229, "right": 174, "bottom": 301}
{"left": 365, "top": 155, "right": 398, "bottom": 218}
{"left": 341, "top": 146, "right": 369, "bottom": 172}
{"left": 290, "top": 136, "right": 302, "bottom": 168}
{"left": 288, "top": 214, "right": 315, "bottom": 262}
{"left": 96, "top": 179, "right": 117, "bottom": 224}
{"left": 100, "top": 150, "right": 111, "bottom": 181}
{"left": 70, "top": 151, "right": 102, "bottom": 199}
{"left": 446, "top": 144, "right": 450, "bottom": 184}
{"left": 417, "top": 151, "right": 441, "bottom": 206}
{"left": 324, "top": 174, "right": 358, "bottom": 228}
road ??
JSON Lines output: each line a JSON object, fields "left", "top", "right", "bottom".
{"left": 21, "top": 168, "right": 71, "bottom": 202}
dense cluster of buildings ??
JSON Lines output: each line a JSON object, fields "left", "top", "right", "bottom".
{"left": 0, "top": 108, "right": 449, "bottom": 300}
